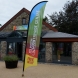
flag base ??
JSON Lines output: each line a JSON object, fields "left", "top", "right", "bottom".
{"left": 22, "top": 74, "right": 24, "bottom": 77}
{"left": 22, "top": 72, "right": 24, "bottom": 77}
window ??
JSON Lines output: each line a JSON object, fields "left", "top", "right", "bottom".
{"left": 52, "top": 42, "right": 72, "bottom": 64}
{"left": 22, "top": 18, "right": 26, "bottom": 25}
{"left": 8, "top": 42, "right": 15, "bottom": 54}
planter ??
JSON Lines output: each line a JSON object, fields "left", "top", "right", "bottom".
{"left": 3, "top": 55, "right": 19, "bottom": 68}
{"left": 5, "top": 61, "right": 18, "bottom": 68}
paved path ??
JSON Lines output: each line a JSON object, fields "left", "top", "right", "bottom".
{"left": 0, "top": 61, "right": 78, "bottom": 78}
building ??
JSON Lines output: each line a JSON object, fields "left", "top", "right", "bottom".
{"left": 0, "top": 8, "right": 78, "bottom": 65}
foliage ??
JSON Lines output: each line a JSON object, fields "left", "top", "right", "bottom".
{"left": 0, "top": 24, "right": 1, "bottom": 26}
{"left": 3, "top": 55, "right": 19, "bottom": 61}
{"left": 43, "top": 16, "right": 49, "bottom": 23}
{"left": 49, "top": 0, "right": 78, "bottom": 35}
{"left": 0, "top": 24, "right": 2, "bottom": 28}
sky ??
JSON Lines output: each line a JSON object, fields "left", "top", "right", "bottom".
{"left": 0, "top": 0, "right": 72, "bottom": 25}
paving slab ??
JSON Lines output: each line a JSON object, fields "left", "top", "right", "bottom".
{"left": 0, "top": 61, "right": 78, "bottom": 78}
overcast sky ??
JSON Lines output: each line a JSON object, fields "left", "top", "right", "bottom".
{"left": 0, "top": 0, "right": 72, "bottom": 25}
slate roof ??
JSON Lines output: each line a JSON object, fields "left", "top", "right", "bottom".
{"left": 0, "top": 30, "right": 48, "bottom": 38}
{"left": 41, "top": 31, "right": 48, "bottom": 37}
{"left": 0, "top": 31, "right": 23, "bottom": 38}
{"left": 1, "top": 30, "right": 78, "bottom": 39}
{"left": 0, "top": 32, "right": 11, "bottom": 38}
{"left": 42, "top": 31, "right": 78, "bottom": 38}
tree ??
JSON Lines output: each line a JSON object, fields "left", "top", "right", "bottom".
{"left": 49, "top": 0, "right": 78, "bottom": 35}
{"left": 0, "top": 24, "right": 2, "bottom": 28}
{"left": 43, "top": 16, "right": 49, "bottom": 23}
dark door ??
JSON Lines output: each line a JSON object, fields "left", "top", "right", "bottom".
{"left": 38, "top": 41, "right": 45, "bottom": 62}
{"left": 17, "top": 42, "right": 22, "bottom": 60}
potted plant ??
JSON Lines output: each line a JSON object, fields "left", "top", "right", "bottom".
{"left": 3, "top": 54, "right": 19, "bottom": 68}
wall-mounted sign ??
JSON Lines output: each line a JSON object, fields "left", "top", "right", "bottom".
{"left": 13, "top": 25, "right": 28, "bottom": 30}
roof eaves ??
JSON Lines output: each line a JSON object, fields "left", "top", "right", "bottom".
{"left": 42, "top": 21, "right": 58, "bottom": 32}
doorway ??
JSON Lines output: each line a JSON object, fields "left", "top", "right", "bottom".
{"left": 52, "top": 42, "right": 72, "bottom": 64}
{"left": 16, "top": 42, "right": 22, "bottom": 60}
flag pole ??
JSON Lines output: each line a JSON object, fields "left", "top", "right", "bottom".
{"left": 22, "top": 50, "right": 26, "bottom": 77}
{"left": 22, "top": 1, "right": 48, "bottom": 77}
{"left": 22, "top": 29, "right": 29, "bottom": 77}
{"left": 22, "top": 9, "right": 31, "bottom": 77}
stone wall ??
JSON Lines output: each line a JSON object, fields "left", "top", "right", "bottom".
{"left": 72, "top": 42, "right": 78, "bottom": 65}
{"left": 0, "top": 12, "right": 29, "bottom": 60}
{"left": 42, "top": 25, "right": 49, "bottom": 31}
{"left": 0, "top": 41, "right": 7, "bottom": 60}
{"left": 45, "top": 42, "right": 52, "bottom": 62}
{"left": 1, "top": 12, "right": 29, "bottom": 32}
{"left": 1, "top": 12, "right": 50, "bottom": 32}
{"left": 0, "top": 10, "right": 51, "bottom": 60}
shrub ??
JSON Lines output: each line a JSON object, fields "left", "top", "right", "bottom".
{"left": 3, "top": 55, "right": 19, "bottom": 61}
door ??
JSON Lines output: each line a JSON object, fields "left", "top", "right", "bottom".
{"left": 38, "top": 41, "right": 45, "bottom": 62}
{"left": 16, "top": 42, "right": 22, "bottom": 60}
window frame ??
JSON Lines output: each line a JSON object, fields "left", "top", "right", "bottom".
{"left": 22, "top": 18, "right": 26, "bottom": 25}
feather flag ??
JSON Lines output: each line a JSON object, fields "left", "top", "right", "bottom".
{"left": 23, "top": 1, "right": 48, "bottom": 71}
